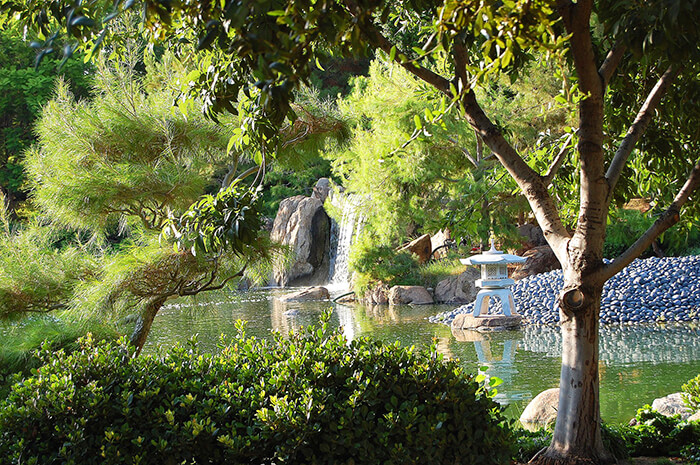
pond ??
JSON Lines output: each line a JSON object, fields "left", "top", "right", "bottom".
{"left": 146, "top": 290, "right": 700, "bottom": 425}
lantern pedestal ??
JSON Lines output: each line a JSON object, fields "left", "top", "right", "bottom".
{"left": 473, "top": 286, "right": 516, "bottom": 316}
{"left": 457, "top": 239, "right": 527, "bottom": 330}
{"left": 451, "top": 313, "right": 522, "bottom": 332}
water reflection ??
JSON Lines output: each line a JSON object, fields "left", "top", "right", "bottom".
{"left": 145, "top": 292, "right": 700, "bottom": 424}
{"left": 452, "top": 329, "right": 530, "bottom": 403}
{"left": 518, "top": 324, "right": 700, "bottom": 364}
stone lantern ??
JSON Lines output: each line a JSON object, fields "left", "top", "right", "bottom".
{"left": 451, "top": 239, "right": 527, "bottom": 332}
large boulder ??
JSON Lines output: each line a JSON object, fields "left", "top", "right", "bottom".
{"left": 311, "top": 178, "right": 332, "bottom": 203}
{"left": 388, "top": 286, "right": 434, "bottom": 305}
{"left": 517, "top": 223, "right": 547, "bottom": 250}
{"left": 434, "top": 268, "right": 481, "bottom": 304}
{"left": 431, "top": 229, "right": 452, "bottom": 259}
{"left": 398, "top": 234, "right": 432, "bottom": 264}
{"left": 519, "top": 388, "right": 560, "bottom": 429}
{"left": 276, "top": 286, "right": 330, "bottom": 303}
{"left": 271, "top": 195, "right": 330, "bottom": 286}
{"left": 651, "top": 393, "right": 693, "bottom": 420}
{"left": 511, "top": 245, "right": 561, "bottom": 280}
{"left": 362, "top": 282, "right": 390, "bottom": 305}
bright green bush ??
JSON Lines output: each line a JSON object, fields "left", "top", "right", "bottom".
{"left": 0, "top": 318, "right": 513, "bottom": 465}
{"left": 682, "top": 374, "right": 700, "bottom": 413}
{"left": 350, "top": 235, "right": 422, "bottom": 296}
{"left": 605, "top": 209, "right": 700, "bottom": 258}
{"left": 615, "top": 406, "right": 700, "bottom": 457}
{"left": 0, "top": 317, "right": 119, "bottom": 399}
{"left": 512, "top": 428, "right": 551, "bottom": 463}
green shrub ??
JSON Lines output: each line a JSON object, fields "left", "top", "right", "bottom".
{"left": 418, "top": 258, "right": 464, "bottom": 288}
{"left": 350, "top": 236, "right": 422, "bottom": 295}
{"left": 0, "top": 317, "right": 120, "bottom": 399}
{"left": 614, "top": 406, "right": 700, "bottom": 457}
{"left": 0, "top": 317, "right": 513, "bottom": 465}
{"left": 605, "top": 209, "right": 700, "bottom": 258}
{"left": 512, "top": 427, "right": 551, "bottom": 463}
{"left": 682, "top": 374, "right": 700, "bottom": 413}
{"left": 511, "top": 423, "right": 629, "bottom": 463}
{"left": 681, "top": 443, "right": 700, "bottom": 463}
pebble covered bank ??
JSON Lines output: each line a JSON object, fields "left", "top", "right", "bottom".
{"left": 431, "top": 255, "right": 700, "bottom": 326}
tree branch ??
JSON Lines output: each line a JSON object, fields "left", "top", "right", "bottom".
{"left": 460, "top": 90, "right": 571, "bottom": 255}
{"left": 598, "top": 42, "right": 627, "bottom": 89}
{"left": 598, "top": 159, "right": 700, "bottom": 282}
{"left": 342, "top": 0, "right": 452, "bottom": 95}
{"left": 543, "top": 132, "right": 575, "bottom": 186}
{"left": 447, "top": 136, "right": 478, "bottom": 168}
{"left": 606, "top": 65, "right": 681, "bottom": 193}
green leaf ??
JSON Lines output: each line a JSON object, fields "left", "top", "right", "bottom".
{"left": 413, "top": 115, "right": 422, "bottom": 130}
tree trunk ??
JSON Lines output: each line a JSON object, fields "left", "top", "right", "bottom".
{"left": 530, "top": 266, "right": 614, "bottom": 465}
{"left": 129, "top": 296, "right": 167, "bottom": 356}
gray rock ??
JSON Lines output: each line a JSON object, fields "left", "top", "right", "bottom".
{"left": 311, "top": 178, "right": 332, "bottom": 203}
{"left": 431, "top": 229, "right": 452, "bottom": 259}
{"left": 519, "top": 388, "right": 559, "bottom": 429}
{"left": 363, "top": 282, "right": 390, "bottom": 305}
{"left": 388, "top": 285, "right": 434, "bottom": 305}
{"left": 651, "top": 392, "right": 693, "bottom": 420}
{"left": 271, "top": 196, "right": 330, "bottom": 286}
{"left": 434, "top": 268, "right": 480, "bottom": 304}
{"left": 276, "top": 286, "right": 330, "bottom": 303}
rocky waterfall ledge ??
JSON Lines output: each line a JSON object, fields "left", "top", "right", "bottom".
{"left": 431, "top": 255, "right": 700, "bottom": 326}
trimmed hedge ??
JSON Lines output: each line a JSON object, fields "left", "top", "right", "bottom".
{"left": 0, "top": 319, "right": 512, "bottom": 465}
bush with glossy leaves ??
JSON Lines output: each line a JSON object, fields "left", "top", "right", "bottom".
{"left": 0, "top": 317, "right": 513, "bottom": 465}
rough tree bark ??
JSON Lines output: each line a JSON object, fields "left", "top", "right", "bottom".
{"left": 130, "top": 296, "right": 167, "bottom": 356}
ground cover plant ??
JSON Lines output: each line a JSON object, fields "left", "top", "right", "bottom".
{"left": 682, "top": 375, "right": 700, "bottom": 414}
{"left": 514, "top": 411, "right": 700, "bottom": 464}
{"left": 0, "top": 318, "right": 513, "bottom": 465}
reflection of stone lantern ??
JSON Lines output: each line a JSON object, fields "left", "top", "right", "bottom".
{"left": 451, "top": 239, "right": 526, "bottom": 332}
{"left": 461, "top": 239, "right": 526, "bottom": 316}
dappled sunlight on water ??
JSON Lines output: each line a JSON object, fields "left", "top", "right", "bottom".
{"left": 146, "top": 290, "right": 700, "bottom": 424}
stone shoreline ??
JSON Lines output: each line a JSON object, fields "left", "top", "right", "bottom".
{"left": 431, "top": 255, "right": 700, "bottom": 326}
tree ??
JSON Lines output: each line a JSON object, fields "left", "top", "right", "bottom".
{"left": 0, "top": 28, "right": 92, "bottom": 214}
{"left": 326, "top": 58, "right": 572, "bottom": 248}
{"left": 1, "top": 50, "right": 273, "bottom": 355}
{"left": 3, "top": 1, "right": 699, "bottom": 463}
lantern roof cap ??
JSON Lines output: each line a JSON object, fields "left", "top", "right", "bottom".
{"left": 460, "top": 238, "right": 527, "bottom": 265}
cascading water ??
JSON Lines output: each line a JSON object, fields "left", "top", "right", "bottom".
{"left": 327, "top": 191, "right": 364, "bottom": 292}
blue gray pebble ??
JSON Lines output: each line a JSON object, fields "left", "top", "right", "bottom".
{"left": 431, "top": 255, "right": 700, "bottom": 326}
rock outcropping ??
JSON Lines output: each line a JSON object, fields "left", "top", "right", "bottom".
{"left": 275, "top": 287, "right": 330, "bottom": 303}
{"left": 512, "top": 245, "right": 561, "bottom": 280}
{"left": 434, "top": 268, "right": 481, "bottom": 304}
{"left": 398, "top": 234, "right": 432, "bottom": 264}
{"left": 271, "top": 195, "right": 330, "bottom": 286}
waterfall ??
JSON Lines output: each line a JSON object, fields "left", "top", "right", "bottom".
{"left": 327, "top": 192, "right": 364, "bottom": 291}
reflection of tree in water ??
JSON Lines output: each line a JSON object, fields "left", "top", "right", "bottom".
{"left": 518, "top": 324, "right": 700, "bottom": 364}
{"left": 452, "top": 328, "right": 528, "bottom": 403}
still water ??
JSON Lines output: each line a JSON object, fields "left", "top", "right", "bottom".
{"left": 146, "top": 290, "right": 700, "bottom": 425}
